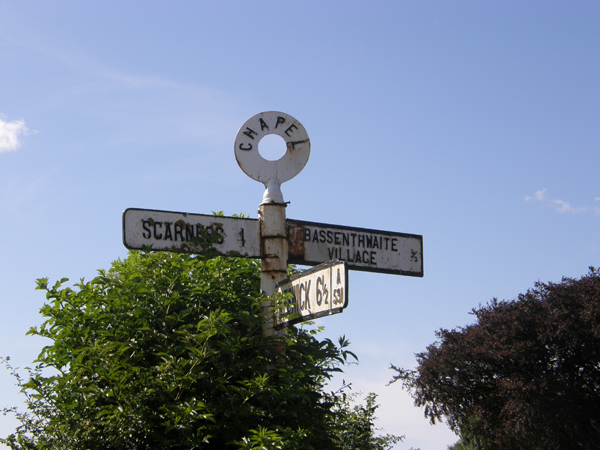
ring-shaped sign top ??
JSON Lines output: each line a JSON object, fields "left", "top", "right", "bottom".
{"left": 235, "top": 111, "right": 310, "bottom": 184}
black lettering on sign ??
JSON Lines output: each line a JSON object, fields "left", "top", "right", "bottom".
{"left": 411, "top": 249, "right": 419, "bottom": 262}
{"left": 243, "top": 127, "right": 258, "bottom": 140}
{"left": 304, "top": 228, "right": 311, "bottom": 242}
{"left": 216, "top": 227, "right": 225, "bottom": 245}
{"left": 316, "top": 276, "right": 329, "bottom": 307}
{"left": 154, "top": 222, "right": 163, "bottom": 240}
{"left": 316, "top": 276, "right": 323, "bottom": 306}
{"left": 275, "top": 116, "right": 286, "bottom": 128}
{"left": 327, "top": 230, "right": 333, "bottom": 244}
{"left": 259, "top": 118, "right": 269, "bottom": 131}
{"left": 174, "top": 223, "right": 184, "bottom": 241}
{"left": 304, "top": 280, "right": 311, "bottom": 311}
{"left": 328, "top": 247, "right": 336, "bottom": 259}
{"left": 186, "top": 224, "right": 194, "bottom": 241}
{"left": 140, "top": 220, "right": 231, "bottom": 244}
{"left": 345, "top": 248, "right": 354, "bottom": 262}
{"left": 299, "top": 283, "right": 306, "bottom": 311}
{"left": 333, "top": 287, "right": 343, "bottom": 305}
{"left": 391, "top": 238, "right": 398, "bottom": 251}
{"left": 164, "top": 223, "right": 173, "bottom": 241}
{"left": 239, "top": 143, "right": 252, "bottom": 151}
{"left": 355, "top": 251, "right": 362, "bottom": 263}
{"left": 284, "top": 124, "right": 298, "bottom": 137}
{"left": 142, "top": 220, "right": 151, "bottom": 239}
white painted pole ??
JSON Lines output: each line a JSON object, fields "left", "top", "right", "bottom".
{"left": 258, "top": 197, "right": 288, "bottom": 337}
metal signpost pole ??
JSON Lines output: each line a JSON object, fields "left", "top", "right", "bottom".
{"left": 258, "top": 202, "right": 288, "bottom": 336}
{"left": 234, "top": 111, "right": 311, "bottom": 336}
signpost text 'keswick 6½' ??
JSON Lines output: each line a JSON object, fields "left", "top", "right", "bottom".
{"left": 275, "top": 260, "right": 348, "bottom": 329}
{"left": 122, "top": 111, "right": 423, "bottom": 334}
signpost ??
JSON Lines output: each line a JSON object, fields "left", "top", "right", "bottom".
{"left": 122, "top": 111, "right": 423, "bottom": 335}
{"left": 275, "top": 260, "right": 348, "bottom": 329}
{"left": 288, "top": 219, "right": 423, "bottom": 277}
{"left": 123, "top": 208, "right": 259, "bottom": 257}
{"left": 122, "top": 210, "right": 424, "bottom": 277}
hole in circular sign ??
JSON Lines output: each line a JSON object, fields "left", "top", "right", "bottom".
{"left": 258, "top": 134, "right": 287, "bottom": 161}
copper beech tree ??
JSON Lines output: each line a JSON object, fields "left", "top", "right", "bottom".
{"left": 391, "top": 268, "right": 600, "bottom": 450}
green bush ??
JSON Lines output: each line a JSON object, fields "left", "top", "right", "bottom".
{"left": 2, "top": 251, "right": 401, "bottom": 449}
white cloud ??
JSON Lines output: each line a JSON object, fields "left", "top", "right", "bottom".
{"left": 550, "top": 199, "right": 587, "bottom": 214}
{"left": 524, "top": 188, "right": 547, "bottom": 202}
{"left": 0, "top": 117, "right": 29, "bottom": 153}
{"left": 525, "top": 189, "right": 600, "bottom": 215}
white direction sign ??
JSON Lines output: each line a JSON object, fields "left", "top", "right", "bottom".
{"left": 275, "top": 260, "right": 348, "bottom": 329}
{"left": 287, "top": 219, "right": 423, "bottom": 277}
{"left": 123, "top": 208, "right": 260, "bottom": 257}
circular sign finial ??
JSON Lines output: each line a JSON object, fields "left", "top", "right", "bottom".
{"left": 235, "top": 111, "right": 310, "bottom": 203}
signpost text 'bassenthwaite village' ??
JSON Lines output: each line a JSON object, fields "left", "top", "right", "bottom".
{"left": 123, "top": 111, "right": 423, "bottom": 333}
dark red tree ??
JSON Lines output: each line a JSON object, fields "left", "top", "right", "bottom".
{"left": 391, "top": 268, "right": 600, "bottom": 450}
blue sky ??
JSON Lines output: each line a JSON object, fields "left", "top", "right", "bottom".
{"left": 1, "top": 2, "right": 598, "bottom": 448}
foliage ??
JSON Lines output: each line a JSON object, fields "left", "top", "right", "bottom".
{"left": 1, "top": 251, "right": 376, "bottom": 449}
{"left": 330, "top": 391, "right": 403, "bottom": 450}
{"left": 391, "top": 268, "right": 600, "bottom": 450}
{"left": 447, "top": 431, "right": 483, "bottom": 450}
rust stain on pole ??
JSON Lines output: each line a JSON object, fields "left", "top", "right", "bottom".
{"left": 259, "top": 203, "right": 288, "bottom": 337}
